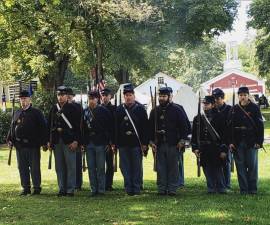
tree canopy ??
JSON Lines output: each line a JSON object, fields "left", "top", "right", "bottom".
{"left": 249, "top": 0, "right": 270, "bottom": 87}
{"left": 0, "top": 0, "right": 238, "bottom": 91}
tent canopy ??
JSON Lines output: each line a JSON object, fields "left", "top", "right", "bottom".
{"left": 135, "top": 72, "right": 197, "bottom": 121}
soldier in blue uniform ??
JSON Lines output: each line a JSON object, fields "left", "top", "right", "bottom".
{"left": 228, "top": 87, "right": 264, "bottom": 194}
{"left": 167, "top": 87, "right": 191, "bottom": 188}
{"left": 48, "top": 86, "right": 80, "bottom": 197}
{"left": 82, "top": 90, "right": 113, "bottom": 197}
{"left": 149, "top": 87, "right": 189, "bottom": 195}
{"left": 114, "top": 84, "right": 149, "bottom": 196}
{"left": 67, "top": 87, "right": 83, "bottom": 190}
{"left": 7, "top": 90, "right": 47, "bottom": 196}
{"left": 212, "top": 88, "right": 232, "bottom": 189}
{"left": 191, "top": 96, "right": 228, "bottom": 194}
{"left": 100, "top": 88, "right": 116, "bottom": 191}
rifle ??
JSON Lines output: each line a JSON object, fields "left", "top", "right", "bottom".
{"left": 112, "top": 89, "right": 121, "bottom": 172}
{"left": 119, "top": 89, "right": 122, "bottom": 105}
{"left": 231, "top": 86, "right": 235, "bottom": 173}
{"left": 150, "top": 86, "right": 157, "bottom": 172}
{"left": 154, "top": 87, "right": 157, "bottom": 170}
{"left": 196, "top": 92, "right": 201, "bottom": 177}
{"left": 81, "top": 90, "right": 87, "bottom": 172}
{"left": 113, "top": 93, "right": 118, "bottom": 172}
{"left": 7, "top": 94, "right": 15, "bottom": 166}
{"left": 48, "top": 86, "right": 56, "bottom": 170}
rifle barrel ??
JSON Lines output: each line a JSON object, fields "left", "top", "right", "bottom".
{"left": 48, "top": 149, "right": 52, "bottom": 169}
{"left": 7, "top": 145, "right": 13, "bottom": 166}
{"left": 153, "top": 87, "right": 157, "bottom": 172}
{"left": 7, "top": 95, "right": 15, "bottom": 166}
{"left": 48, "top": 87, "right": 55, "bottom": 170}
{"left": 196, "top": 92, "right": 201, "bottom": 177}
{"left": 231, "top": 86, "right": 235, "bottom": 173}
{"left": 82, "top": 151, "right": 87, "bottom": 172}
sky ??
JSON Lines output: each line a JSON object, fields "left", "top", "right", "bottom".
{"left": 218, "top": 0, "right": 256, "bottom": 44}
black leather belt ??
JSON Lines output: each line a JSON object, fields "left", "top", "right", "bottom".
{"left": 89, "top": 132, "right": 96, "bottom": 136}
{"left": 200, "top": 141, "right": 212, "bottom": 145}
{"left": 234, "top": 126, "right": 252, "bottom": 130}
{"left": 15, "top": 138, "right": 29, "bottom": 143}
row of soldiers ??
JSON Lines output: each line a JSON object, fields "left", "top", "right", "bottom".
{"left": 6, "top": 84, "right": 264, "bottom": 196}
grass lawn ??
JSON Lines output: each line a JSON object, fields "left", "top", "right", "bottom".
{"left": 262, "top": 108, "right": 270, "bottom": 136}
{"left": 264, "top": 121, "right": 270, "bottom": 137}
{"left": 1, "top": 145, "right": 270, "bottom": 225}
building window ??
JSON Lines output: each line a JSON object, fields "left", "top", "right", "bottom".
{"left": 158, "top": 77, "right": 164, "bottom": 85}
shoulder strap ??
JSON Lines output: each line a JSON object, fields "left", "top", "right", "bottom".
{"left": 56, "top": 103, "right": 73, "bottom": 129}
{"left": 201, "top": 112, "right": 221, "bottom": 142}
{"left": 236, "top": 104, "right": 258, "bottom": 131}
{"left": 86, "top": 107, "right": 109, "bottom": 136}
{"left": 123, "top": 104, "right": 142, "bottom": 147}
{"left": 14, "top": 109, "right": 23, "bottom": 123}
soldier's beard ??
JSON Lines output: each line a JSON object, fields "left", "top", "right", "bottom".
{"left": 159, "top": 99, "right": 169, "bottom": 107}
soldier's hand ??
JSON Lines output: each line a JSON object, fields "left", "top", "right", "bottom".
{"left": 69, "top": 141, "right": 78, "bottom": 151}
{"left": 194, "top": 149, "right": 200, "bottom": 158}
{"left": 151, "top": 143, "right": 157, "bottom": 153}
{"left": 220, "top": 152, "right": 227, "bottom": 160}
{"left": 141, "top": 145, "right": 148, "bottom": 157}
{"left": 177, "top": 142, "right": 185, "bottom": 151}
{"left": 47, "top": 142, "right": 51, "bottom": 150}
{"left": 42, "top": 145, "right": 48, "bottom": 152}
{"left": 254, "top": 144, "right": 260, "bottom": 149}
{"left": 81, "top": 145, "right": 85, "bottom": 152}
{"left": 7, "top": 141, "right": 13, "bottom": 148}
{"left": 229, "top": 144, "right": 236, "bottom": 152}
{"left": 111, "top": 144, "right": 117, "bottom": 153}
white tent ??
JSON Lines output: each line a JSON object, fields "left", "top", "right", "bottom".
{"left": 113, "top": 83, "right": 150, "bottom": 106}
{"left": 74, "top": 94, "right": 88, "bottom": 108}
{"left": 173, "top": 87, "right": 198, "bottom": 121}
{"left": 135, "top": 72, "right": 197, "bottom": 121}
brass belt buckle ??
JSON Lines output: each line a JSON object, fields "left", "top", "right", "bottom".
{"left": 157, "top": 130, "right": 166, "bottom": 134}
{"left": 126, "top": 131, "right": 132, "bottom": 136}
{"left": 57, "top": 128, "right": 63, "bottom": 132}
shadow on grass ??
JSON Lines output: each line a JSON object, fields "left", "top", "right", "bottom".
{"left": 1, "top": 178, "right": 270, "bottom": 225}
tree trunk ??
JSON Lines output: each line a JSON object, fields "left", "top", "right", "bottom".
{"left": 96, "top": 41, "right": 103, "bottom": 83}
{"left": 40, "top": 55, "right": 70, "bottom": 90}
{"left": 114, "top": 66, "right": 129, "bottom": 84}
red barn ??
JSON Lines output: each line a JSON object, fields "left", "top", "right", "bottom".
{"left": 201, "top": 69, "right": 265, "bottom": 95}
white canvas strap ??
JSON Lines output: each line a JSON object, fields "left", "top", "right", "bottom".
{"left": 123, "top": 104, "right": 142, "bottom": 147}
{"left": 56, "top": 103, "right": 73, "bottom": 129}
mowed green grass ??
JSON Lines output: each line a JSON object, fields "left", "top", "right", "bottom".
{"left": 1, "top": 145, "right": 270, "bottom": 225}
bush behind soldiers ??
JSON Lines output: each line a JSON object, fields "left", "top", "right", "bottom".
{"left": 7, "top": 90, "right": 47, "bottom": 196}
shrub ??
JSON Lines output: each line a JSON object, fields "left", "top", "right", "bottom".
{"left": 0, "top": 110, "right": 12, "bottom": 144}
{"left": 31, "top": 89, "right": 56, "bottom": 118}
